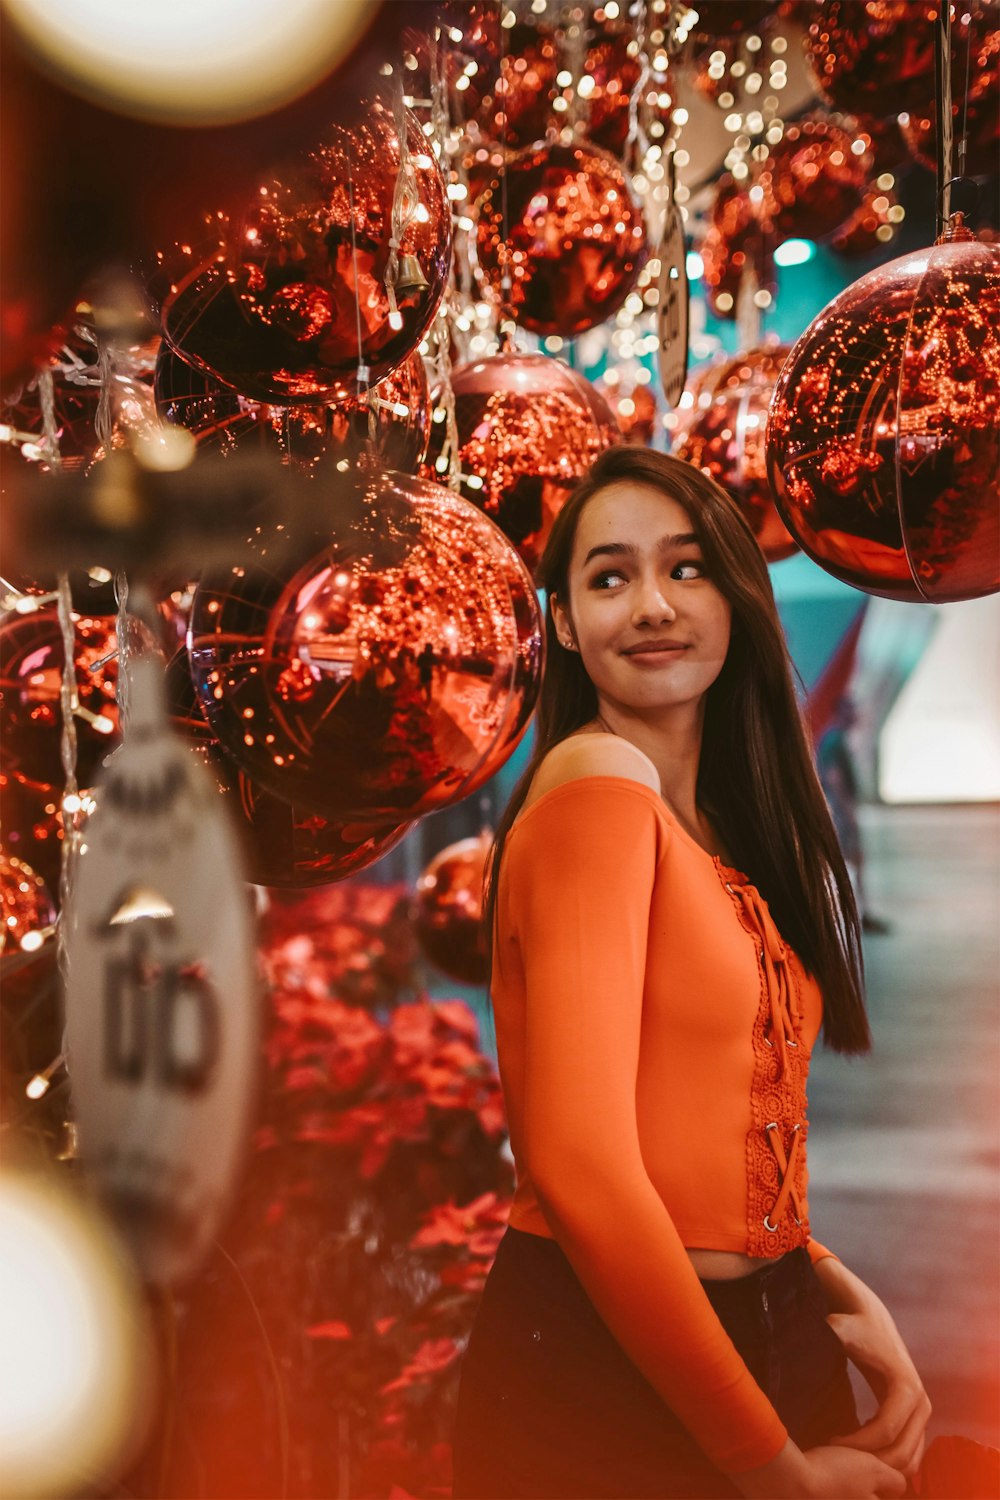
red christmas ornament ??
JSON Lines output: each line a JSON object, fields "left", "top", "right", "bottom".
{"left": 603, "top": 381, "right": 658, "bottom": 445}
{"left": 801, "top": 0, "right": 937, "bottom": 118}
{"left": 766, "top": 224, "right": 1000, "bottom": 602}
{"left": 166, "top": 649, "right": 409, "bottom": 887}
{"left": 423, "top": 351, "right": 620, "bottom": 573}
{"left": 701, "top": 174, "right": 777, "bottom": 321}
{"left": 830, "top": 182, "right": 900, "bottom": 258}
{"left": 898, "top": 10, "right": 1000, "bottom": 178}
{"left": 0, "top": 609, "right": 119, "bottom": 795}
{"left": 188, "top": 466, "right": 543, "bottom": 823}
{"left": 414, "top": 831, "right": 491, "bottom": 984}
{"left": 154, "top": 343, "right": 431, "bottom": 473}
{"left": 673, "top": 346, "right": 797, "bottom": 563}
{"left": 0, "top": 849, "right": 56, "bottom": 954}
{"left": 761, "top": 118, "right": 871, "bottom": 241}
{"left": 580, "top": 23, "right": 645, "bottom": 157}
{"left": 403, "top": 3, "right": 500, "bottom": 121}
{"left": 0, "top": 771, "right": 67, "bottom": 898}
{"left": 475, "top": 22, "right": 558, "bottom": 148}
{"left": 476, "top": 140, "right": 647, "bottom": 337}
{"left": 161, "top": 98, "right": 450, "bottom": 404}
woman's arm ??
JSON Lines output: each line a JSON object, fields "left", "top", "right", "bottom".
{"left": 812, "top": 1255, "right": 931, "bottom": 1477}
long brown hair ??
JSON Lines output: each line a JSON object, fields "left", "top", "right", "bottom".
{"left": 483, "top": 446, "right": 870, "bottom": 1054}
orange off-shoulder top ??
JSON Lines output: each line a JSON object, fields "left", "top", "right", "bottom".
{"left": 490, "top": 775, "right": 835, "bottom": 1474}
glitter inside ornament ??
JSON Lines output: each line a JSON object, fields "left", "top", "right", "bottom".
{"left": 801, "top": 0, "right": 937, "bottom": 117}
{"left": 414, "top": 832, "right": 491, "bottom": 985}
{"left": 766, "top": 228, "right": 1000, "bottom": 602}
{"left": 475, "top": 140, "right": 647, "bottom": 337}
{"left": 673, "top": 346, "right": 797, "bottom": 562}
{"left": 166, "top": 649, "right": 410, "bottom": 887}
{"left": 424, "top": 351, "right": 620, "bottom": 573}
{"left": 162, "top": 98, "right": 451, "bottom": 403}
{"left": 188, "top": 466, "right": 543, "bottom": 822}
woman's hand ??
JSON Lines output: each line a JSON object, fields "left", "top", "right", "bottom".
{"left": 734, "top": 1437, "right": 907, "bottom": 1497}
{"left": 813, "top": 1255, "right": 931, "bottom": 1478}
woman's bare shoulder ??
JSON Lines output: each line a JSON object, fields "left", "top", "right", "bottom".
{"left": 523, "top": 733, "right": 661, "bottom": 811}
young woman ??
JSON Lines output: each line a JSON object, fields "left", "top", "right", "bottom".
{"left": 453, "top": 449, "right": 929, "bottom": 1499}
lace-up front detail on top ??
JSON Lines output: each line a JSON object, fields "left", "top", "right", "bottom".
{"left": 719, "top": 865, "right": 812, "bottom": 1257}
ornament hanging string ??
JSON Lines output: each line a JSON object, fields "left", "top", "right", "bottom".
{"left": 498, "top": 5, "right": 515, "bottom": 343}
{"left": 934, "top": 0, "right": 955, "bottom": 233}
{"left": 625, "top": 0, "right": 652, "bottom": 181}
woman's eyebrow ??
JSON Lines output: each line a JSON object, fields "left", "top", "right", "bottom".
{"left": 582, "top": 533, "right": 699, "bottom": 567}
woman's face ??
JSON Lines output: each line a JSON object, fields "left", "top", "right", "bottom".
{"left": 552, "top": 482, "right": 732, "bottom": 719}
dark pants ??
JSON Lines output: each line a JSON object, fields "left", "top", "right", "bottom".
{"left": 453, "top": 1228, "right": 858, "bottom": 1499}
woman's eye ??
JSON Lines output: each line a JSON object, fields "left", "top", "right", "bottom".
{"left": 674, "top": 560, "right": 706, "bottom": 580}
{"left": 591, "top": 569, "right": 627, "bottom": 590}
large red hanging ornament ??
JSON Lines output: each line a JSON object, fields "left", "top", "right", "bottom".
{"left": 166, "top": 649, "right": 410, "bottom": 887}
{"left": 414, "top": 831, "right": 491, "bottom": 985}
{"left": 154, "top": 343, "right": 431, "bottom": 472}
{"left": 475, "top": 22, "right": 558, "bottom": 148}
{"left": 580, "top": 22, "right": 644, "bottom": 157}
{"left": 701, "top": 174, "right": 777, "bottom": 321}
{"left": 801, "top": 0, "right": 937, "bottom": 118}
{"left": 188, "top": 466, "right": 543, "bottom": 823}
{"left": 673, "top": 346, "right": 797, "bottom": 563}
{"left": 403, "top": 3, "right": 500, "bottom": 121}
{"left": 475, "top": 140, "right": 647, "bottom": 337}
{"left": 761, "top": 118, "right": 871, "bottom": 241}
{"left": 898, "top": 9, "right": 1000, "bottom": 178}
{"left": 766, "top": 224, "right": 1000, "bottom": 602}
{"left": 0, "top": 849, "right": 56, "bottom": 954}
{"left": 161, "top": 98, "right": 451, "bottom": 404}
{"left": 423, "top": 351, "right": 620, "bottom": 573}
{"left": 0, "top": 609, "right": 119, "bottom": 795}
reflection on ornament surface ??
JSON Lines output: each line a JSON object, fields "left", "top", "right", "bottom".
{"left": 188, "top": 466, "right": 542, "bottom": 822}
{"left": 162, "top": 99, "right": 450, "bottom": 403}
{"left": 0, "top": 610, "right": 119, "bottom": 794}
{"left": 154, "top": 343, "right": 430, "bottom": 472}
{"left": 165, "top": 649, "right": 410, "bottom": 887}
{"left": 767, "top": 229, "right": 1000, "bottom": 602}
{"left": 415, "top": 832, "right": 491, "bottom": 985}
{"left": 0, "top": 849, "right": 56, "bottom": 953}
{"left": 424, "top": 351, "right": 620, "bottom": 573}
{"left": 673, "top": 346, "right": 797, "bottom": 562}
{"left": 476, "top": 140, "right": 647, "bottom": 336}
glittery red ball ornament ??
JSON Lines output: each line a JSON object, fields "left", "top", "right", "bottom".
{"left": 166, "top": 649, "right": 409, "bottom": 887}
{"left": 581, "top": 23, "right": 644, "bottom": 157}
{"left": 766, "top": 226, "right": 1000, "bottom": 602}
{"left": 701, "top": 175, "right": 777, "bottom": 321}
{"left": 414, "top": 831, "right": 491, "bottom": 984}
{"left": 604, "top": 381, "right": 658, "bottom": 445}
{"left": 0, "top": 609, "right": 119, "bottom": 795}
{"left": 0, "top": 849, "right": 56, "bottom": 955}
{"left": 403, "top": 3, "right": 500, "bottom": 120}
{"left": 898, "top": 10, "right": 1000, "bottom": 178}
{"left": 830, "top": 182, "right": 900, "bottom": 258}
{"left": 672, "top": 346, "right": 797, "bottom": 563}
{"left": 423, "top": 351, "right": 620, "bottom": 573}
{"left": 154, "top": 342, "right": 431, "bottom": 472}
{"left": 161, "top": 98, "right": 451, "bottom": 404}
{"left": 475, "top": 23, "right": 558, "bottom": 147}
{"left": 188, "top": 466, "right": 543, "bottom": 822}
{"left": 801, "top": 0, "right": 937, "bottom": 118}
{"left": 762, "top": 118, "right": 871, "bottom": 241}
{"left": 476, "top": 141, "right": 647, "bottom": 337}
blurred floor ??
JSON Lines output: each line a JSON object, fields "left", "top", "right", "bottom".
{"left": 807, "top": 802, "right": 1000, "bottom": 1449}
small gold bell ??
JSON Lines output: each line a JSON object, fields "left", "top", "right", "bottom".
{"left": 393, "top": 253, "right": 430, "bottom": 295}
